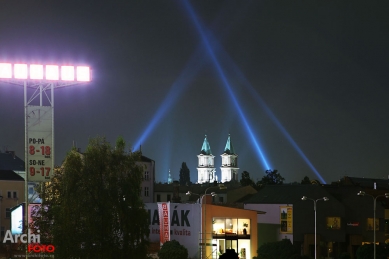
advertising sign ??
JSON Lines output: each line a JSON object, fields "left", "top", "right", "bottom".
{"left": 26, "top": 105, "right": 53, "bottom": 182}
{"left": 280, "top": 206, "right": 293, "bottom": 233}
{"left": 158, "top": 202, "right": 170, "bottom": 245}
{"left": 146, "top": 203, "right": 201, "bottom": 259}
{"left": 10, "top": 203, "right": 24, "bottom": 235}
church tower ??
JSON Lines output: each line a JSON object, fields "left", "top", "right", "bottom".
{"left": 220, "top": 134, "right": 239, "bottom": 182}
{"left": 197, "top": 135, "right": 216, "bottom": 184}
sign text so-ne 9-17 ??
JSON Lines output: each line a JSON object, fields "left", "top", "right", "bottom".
{"left": 27, "top": 106, "right": 53, "bottom": 182}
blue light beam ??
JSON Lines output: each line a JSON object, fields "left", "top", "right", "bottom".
{"left": 181, "top": 0, "right": 272, "bottom": 171}
{"left": 199, "top": 19, "right": 327, "bottom": 183}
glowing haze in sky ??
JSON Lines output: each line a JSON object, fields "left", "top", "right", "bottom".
{"left": 0, "top": 1, "right": 388, "bottom": 184}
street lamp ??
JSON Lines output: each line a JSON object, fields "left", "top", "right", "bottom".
{"left": 186, "top": 190, "right": 217, "bottom": 259}
{"left": 301, "top": 196, "right": 329, "bottom": 259}
{"left": 186, "top": 184, "right": 226, "bottom": 259}
{"left": 357, "top": 191, "right": 389, "bottom": 259}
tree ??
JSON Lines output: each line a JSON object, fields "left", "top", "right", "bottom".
{"left": 179, "top": 162, "right": 190, "bottom": 186}
{"left": 32, "top": 136, "right": 150, "bottom": 259}
{"left": 301, "top": 176, "right": 311, "bottom": 184}
{"left": 158, "top": 240, "right": 188, "bottom": 259}
{"left": 356, "top": 244, "right": 386, "bottom": 259}
{"left": 257, "top": 170, "right": 285, "bottom": 186}
{"left": 240, "top": 171, "right": 255, "bottom": 187}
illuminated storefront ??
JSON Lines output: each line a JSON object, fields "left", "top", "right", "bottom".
{"left": 204, "top": 204, "right": 257, "bottom": 259}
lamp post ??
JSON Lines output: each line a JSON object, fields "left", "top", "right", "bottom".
{"left": 301, "top": 196, "right": 329, "bottom": 259}
{"left": 186, "top": 190, "right": 216, "bottom": 259}
{"left": 186, "top": 184, "right": 226, "bottom": 259}
{"left": 357, "top": 191, "right": 389, "bottom": 259}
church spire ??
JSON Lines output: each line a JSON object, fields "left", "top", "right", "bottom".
{"left": 224, "top": 134, "right": 235, "bottom": 155}
{"left": 200, "top": 135, "right": 212, "bottom": 155}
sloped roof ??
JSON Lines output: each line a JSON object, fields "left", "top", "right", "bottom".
{"left": 0, "top": 170, "right": 25, "bottom": 181}
{"left": 338, "top": 176, "right": 389, "bottom": 190}
{"left": 141, "top": 155, "right": 154, "bottom": 162}
{"left": 0, "top": 151, "right": 25, "bottom": 171}
{"left": 243, "top": 184, "right": 335, "bottom": 204}
{"left": 223, "top": 134, "right": 235, "bottom": 155}
{"left": 200, "top": 135, "right": 212, "bottom": 155}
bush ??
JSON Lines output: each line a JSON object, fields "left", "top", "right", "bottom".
{"left": 356, "top": 244, "right": 386, "bottom": 259}
{"left": 158, "top": 240, "right": 188, "bottom": 259}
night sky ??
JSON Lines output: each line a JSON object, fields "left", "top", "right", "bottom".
{"left": 0, "top": 1, "right": 388, "bottom": 184}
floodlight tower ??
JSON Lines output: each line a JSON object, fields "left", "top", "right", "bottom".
{"left": 0, "top": 62, "right": 91, "bottom": 257}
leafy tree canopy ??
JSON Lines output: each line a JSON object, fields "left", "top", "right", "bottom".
{"left": 179, "top": 162, "right": 190, "bottom": 186}
{"left": 356, "top": 244, "right": 386, "bottom": 259}
{"left": 240, "top": 171, "right": 255, "bottom": 187}
{"left": 158, "top": 240, "right": 188, "bottom": 259}
{"left": 32, "top": 136, "right": 150, "bottom": 259}
{"left": 257, "top": 169, "right": 285, "bottom": 186}
{"left": 301, "top": 176, "right": 311, "bottom": 184}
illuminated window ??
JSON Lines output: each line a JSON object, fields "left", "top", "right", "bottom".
{"left": 326, "top": 217, "right": 341, "bottom": 229}
{"left": 367, "top": 218, "right": 379, "bottom": 231}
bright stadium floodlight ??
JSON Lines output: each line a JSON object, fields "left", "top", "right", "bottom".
{"left": 76, "top": 66, "right": 91, "bottom": 82}
{"left": 0, "top": 63, "right": 12, "bottom": 78}
{"left": 61, "top": 65, "right": 75, "bottom": 81}
{"left": 30, "top": 64, "right": 44, "bottom": 80}
{"left": 0, "top": 59, "right": 91, "bottom": 259}
{"left": 46, "top": 65, "right": 59, "bottom": 81}
{"left": 14, "top": 64, "right": 28, "bottom": 79}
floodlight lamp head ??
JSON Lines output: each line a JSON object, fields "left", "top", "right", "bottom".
{"left": 323, "top": 197, "right": 329, "bottom": 202}
{"left": 385, "top": 193, "right": 389, "bottom": 198}
{"left": 357, "top": 191, "right": 365, "bottom": 196}
{"left": 186, "top": 191, "right": 192, "bottom": 196}
{"left": 301, "top": 196, "right": 307, "bottom": 201}
{"left": 211, "top": 192, "right": 217, "bottom": 197}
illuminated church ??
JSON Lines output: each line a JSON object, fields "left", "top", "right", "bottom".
{"left": 197, "top": 134, "right": 239, "bottom": 184}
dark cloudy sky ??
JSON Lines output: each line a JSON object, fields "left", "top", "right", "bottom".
{"left": 0, "top": 0, "right": 388, "bottom": 184}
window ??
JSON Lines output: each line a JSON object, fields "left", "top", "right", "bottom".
{"left": 219, "top": 196, "right": 224, "bottom": 203}
{"left": 157, "top": 194, "right": 161, "bottom": 202}
{"left": 5, "top": 208, "right": 10, "bottom": 218}
{"left": 144, "top": 187, "right": 149, "bottom": 197}
{"left": 326, "top": 217, "right": 341, "bottom": 229}
{"left": 0, "top": 227, "right": 4, "bottom": 237}
{"left": 144, "top": 171, "right": 149, "bottom": 180}
{"left": 167, "top": 194, "right": 171, "bottom": 202}
{"left": 367, "top": 218, "right": 379, "bottom": 231}
{"left": 7, "top": 191, "right": 17, "bottom": 198}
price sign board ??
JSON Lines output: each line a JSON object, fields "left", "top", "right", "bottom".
{"left": 26, "top": 106, "right": 53, "bottom": 182}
